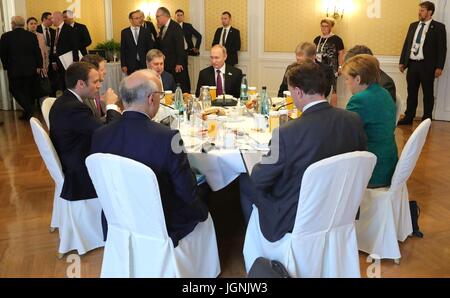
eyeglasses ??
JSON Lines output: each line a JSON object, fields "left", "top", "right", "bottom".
{"left": 152, "top": 91, "right": 165, "bottom": 100}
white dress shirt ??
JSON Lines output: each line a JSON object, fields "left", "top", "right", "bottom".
{"left": 302, "top": 100, "right": 328, "bottom": 112}
{"left": 219, "top": 26, "right": 231, "bottom": 46}
{"left": 215, "top": 64, "right": 226, "bottom": 92}
{"left": 130, "top": 26, "right": 141, "bottom": 45}
{"left": 410, "top": 19, "right": 432, "bottom": 60}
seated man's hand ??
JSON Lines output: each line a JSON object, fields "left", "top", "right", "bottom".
{"left": 103, "top": 88, "right": 119, "bottom": 106}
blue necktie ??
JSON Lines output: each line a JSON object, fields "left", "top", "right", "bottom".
{"left": 414, "top": 23, "right": 426, "bottom": 55}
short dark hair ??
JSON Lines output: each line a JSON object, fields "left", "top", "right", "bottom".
{"left": 27, "top": 17, "right": 38, "bottom": 25}
{"left": 65, "top": 62, "right": 96, "bottom": 89}
{"left": 129, "top": 10, "right": 140, "bottom": 19}
{"left": 175, "top": 9, "right": 184, "bottom": 15}
{"left": 81, "top": 54, "right": 105, "bottom": 70}
{"left": 420, "top": 1, "right": 435, "bottom": 15}
{"left": 345, "top": 45, "right": 374, "bottom": 62}
{"left": 157, "top": 7, "right": 171, "bottom": 17}
{"left": 287, "top": 61, "right": 327, "bottom": 96}
{"left": 62, "top": 10, "right": 67, "bottom": 14}
{"left": 222, "top": 11, "right": 232, "bottom": 18}
{"left": 41, "top": 12, "right": 52, "bottom": 22}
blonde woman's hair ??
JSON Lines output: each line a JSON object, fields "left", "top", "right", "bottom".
{"left": 342, "top": 54, "right": 380, "bottom": 85}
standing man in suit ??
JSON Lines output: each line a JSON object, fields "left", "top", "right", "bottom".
{"left": 155, "top": 7, "right": 191, "bottom": 93}
{"left": 175, "top": 9, "right": 202, "bottom": 57}
{"left": 37, "top": 12, "right": 57, "bottom": 96}
{"left": 196, "top": 45, "right": 242, "bottom": 99}
{"left": 146, "top": 49, "right": 176, "bottom": 92}
{"left": 63, "top": 10, "right": 92, "bottom": 56}
{"left": 138, "top": 10, "right": 158, "bottom": 42}
{"left": 90, "top": 70, "right": 208, "bottom": 247}
{"left": 0, "top": 16, "right": 43, "bottom": 120}
{"left": 49, "top": 62, "right": 121, "bottom": 202}
{"left": 212, "top": 12, "right": 241, "bottom": 67}
{"left": 51, "top": 11, "right": 79, "bottom": 93}
{"left": 121, "top": 10, "right": 155, "bottom": 76}
{"left": 398, "top": 1, "right": 447, "bottom": 125}
{"left": 239, "top": 61, "right": 367, "bottom": 241}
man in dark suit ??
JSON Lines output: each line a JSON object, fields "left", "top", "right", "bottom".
{"left": 81, "top": 54, "right": 108, "bottom": 120}
{"left": 398, "top": 1, "right": 447, "bottom": 124}
{"left": 51, "top": 11, "right": 79, "bottom": 93}
{"left": 156, "top": 7, "right": 191, "bottom": 93}
{"left": 175, "top": 9, "right": 202, "bottom": 56}
{"left": 121, "top": 10, "right": 155, "bottom": 76}
{"left": 90, "top": 70, "right": 208, "bottom": 247}
{"left": 146, "top": 49, "right": 176, "bottom": 92}
{"left": 138, "top": 10, "right": 158, "bottom": 42}
{"left": 240, "top": 61, "right": 367, "bottom": 242}
{"left": 49, "top": 62, "right": 121, "bottom": 202}
{"left": 212, "top": 12, "right": 241, "bottom": 66}
{"left": 63, "top": 10, "right": 92, "bottom": 56}
{"left": 37, "top": 12, "right": 57, "bottom": 97}
{"left": 196, "top": 45, "right": 242, "bottom": 99}
{"left": 0, "top": 16, "right": 43, "bottom": 120}
{"left": 278, "top": 42, "right": 334, "bottom": 99}
{"left": 345, "top": 45, "right": 397, "bottom": 102}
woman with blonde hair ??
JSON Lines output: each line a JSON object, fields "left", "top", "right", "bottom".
{"left": 314, "top": 18, "right": 345, "bottom": 107}
{"left": 343, "top": 54, "right": 398, "bottom": 188}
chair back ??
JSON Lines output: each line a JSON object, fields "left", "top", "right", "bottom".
{"left": 29, "top": 117, "right": 64, "bottom": 185}
{"left": 41, "top": 97, "right": 57, "bottom": 129}
{"left": 293, "top": 151, "right": 377, "bottom": 236}
{"left": 390, "top": 119, "right": 431, "bottom": 189}
{"left": 86, "top": 153, "right": 168, "bottom": 240}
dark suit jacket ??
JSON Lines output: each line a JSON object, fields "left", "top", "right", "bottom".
{"left": 49, "top": 90, "right": 121, "bottom": 201}
{"left": 90, "top": 111, "right": 208, "bottom": 246}
{"left": 37, "top": 25, "right": 55, "bottom": 67}
{"left": 0, "top": 28, "right": 43, "bottom": 79}
{"left": 72, "top": 22, "right": 92, "bottom": 56}
{"left": 278, "top": 61, "right": 334, "bottom": 98}
{"left": 380, "top": 70, "right": 396, "bottom": 102}
{"left": 250, "top": 102, "right": 367, "bottom": 242}
{"left": 143, "top": 21, "right": 158, "bottom": 41}
{"left": 120, "top": 27, "right": 155, "bottom": 75}
{"left": 156, "top": 20, "right": 186, "bottom": 73}
{"left": 400, "top": 20, "right": 447, "bottom": 70}
{"left": 181, "top": 22, "right": 202, "bottom": 52}
{"left": 212, "top": 26, "right": 241, "bottom": 66}
{"left": 195, "top": 65, "right": 243, "bottom": 98}
{"left": 52, "top": 24, "right": 79, "bottom": 64}
{"left": 162, "top": 71, "right": 176, "bottom": 92}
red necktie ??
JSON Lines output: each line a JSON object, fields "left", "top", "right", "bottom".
{"left": 95, "top": 94, "right": 102, "bottom": 116}
{"left": 54, "top": 27, "right": 60, "bottom": 54}
{"left": 216, "top": 69, "right": 224, "bottom": 95}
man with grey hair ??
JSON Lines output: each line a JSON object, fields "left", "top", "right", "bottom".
{"left": 1, "top": 16, "right": 43, "bottom": 120}
{"left": 156, "top": 7, "right": 190, "bottom": 92}
{"left": 90, "top": 70, "right": 209, "bottom": 247}
{"left": 345, "top": 45, "right": 396, "bottom": 102}
{"left": 146, "top": 49, "right": 176, "bottom": 92}
{"left": 63, "top": 9, "right": 92, "bottom": 56}
{"left": 278, "top": 42, "right": 334, "bottom": 98}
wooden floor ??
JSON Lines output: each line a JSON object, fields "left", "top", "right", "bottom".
{"left": 1, "top": 110, "right": 449, "bottom": 278}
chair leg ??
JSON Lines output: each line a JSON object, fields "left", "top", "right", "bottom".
{"left": 49, "top": 227, "right": 57, "bottom": 233}
{"left": 394, "top": 258, "right": 401, "bottom": 265}
{"left": 57, "top": 252, "right": 65, "bottom": 260}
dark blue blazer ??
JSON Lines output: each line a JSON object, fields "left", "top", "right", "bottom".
{"left": 90, "top": 111, "right": 208, "bottom": 246}
{"left": 250, "top": 103, "right": 367, "bottom": 242}
{"left": 162, "top": 70, "right": 176, "bottom": 92}
{"left": 49, "top": 90, "right": 121, "bottom": 201}
{"left": 181, "top": 22, "right": 202, "bottom": 51}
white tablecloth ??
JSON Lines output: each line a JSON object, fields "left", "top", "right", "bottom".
{"left": 100, "top": 62, "right": 125, "bottom": 94}
{"left": 178, "top": 115, "right": 272, "bottom": 192}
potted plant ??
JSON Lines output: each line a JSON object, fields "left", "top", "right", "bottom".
{"left": 95, "top": 39, "right": 121, "bottom": 62}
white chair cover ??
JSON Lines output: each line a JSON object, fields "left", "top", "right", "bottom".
{"left": 356, "top": 119, "right": 431, "bottom": 260}
{"left": 41, "top": 97, "right": 57, "bottom": 129}
{"left": 30, "top": 118, "right": 104, "bottom": 255}
{"left": 86, "top": 153, "right": 221, "bottom": 278}
{"left": 395, "top": 94, "right": 403, "bottom": 125}
{"left": 243, "top": 152, "right": 377, "bottom": 278}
